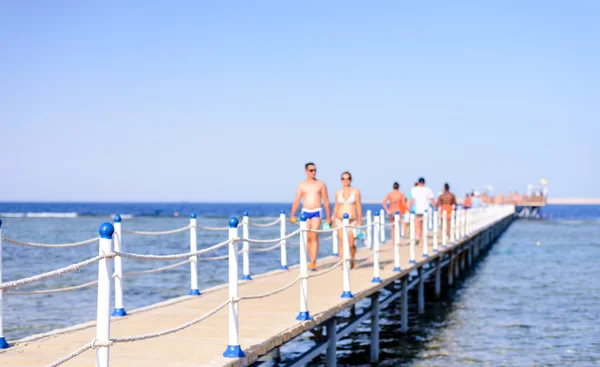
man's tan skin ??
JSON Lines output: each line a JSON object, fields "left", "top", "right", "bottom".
{"left": 333, "top": 171, "right": 362, "bottom": 270}
{"left": 407, "top": 179, "right": 437, "bottom": 242}
{"left": 437, "top": 183, "right": 457, "bottom": 236}
{"left": 290, "top": 163, "right": 332, "bottom": 270}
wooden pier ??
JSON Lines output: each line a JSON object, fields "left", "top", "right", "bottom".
{"left": 0, "top": 208, "right": 514, "bottom": 367}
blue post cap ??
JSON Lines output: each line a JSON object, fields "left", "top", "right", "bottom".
{"left": 114, "top": 214, "right": 121, "bottom": 222}
{"left": 343, "top": 213, "right": 349, "bottom": 219}
{"left": 99, "top": 222, "right": 115, "bottom": 239}
{"left": 243, "top": 211, "right": 249, "bottom": 217}
{"left": 395, "top": 210, "right": 400, "bottom": 215}
{"left": 374, "top": 210, "right": 380, "bottom": 216}
{"left": 281, "top": 209, "right": 286, "bottom": 214}
{"left": 190, "top": 213, "right": 196, "bottom": 219}
{"left": 300, "top": 213, "right": 307, "bottom": 222}
{"left": 229, "top": 216, "right": 239, "bottom": 228}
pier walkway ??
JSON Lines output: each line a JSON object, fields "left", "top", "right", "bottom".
{"left": 0, "top": 206, "right": 514, "bottom": 367}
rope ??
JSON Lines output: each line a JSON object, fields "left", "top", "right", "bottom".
{"left": 2, "top": 236, "right": 99, "bottom": 248}
{"left": 247, "top": 218, "right": 281, "bottom": 227}
{"left": 45, "top": 342, "right": 94, "bottom": 367}
{"left": 5, "top": 279, "right": 98, "bottom": 296}
{"left": 243, "top": 229, "right": 301, "bottom": 244}
{"left": 246, "top": 243, "right": 281, "bottom": 253}
{"left": 0, "top": 254, "right": 111, "bottom": 290}
{"left": 304, "top": 226, "right": 342, "bottom": 233}
{"left": 111, "top": 299, "right": 230, "bottom": 343}
{"left": 113, "top": 239, "right": 232, "bottom": 261}
{"left": 194, "top": 225, "right": 230, "bottom": 231}
{"left": 122, "top": 225, "right": 190, "bottom": 236}
{"left": 238, "top": 276, "right": 301, "bottom": 300}
{"left": 120, "top": 260, "right": 191, "bottom": 277}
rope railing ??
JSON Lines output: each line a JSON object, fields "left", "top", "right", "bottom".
{"left": 0, "top": 254, "right": 111, "bottom": 291}
{"left": 121, "top": 225, "right": 191, "bottom": 236}
{"left": 4, "top": 279, "right": 99, "bottom": 296}
{"left": 2, "top": 236, "right": 99, "bottom": 248}
{"left": 247, "top": 218, "right": 281, "bottom": 227}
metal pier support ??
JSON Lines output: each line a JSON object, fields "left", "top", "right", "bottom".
{"left": 401, "top": 276, "right": 408, "bottom": 332}
{"left": 454, "top": 250, "right": 460, "bottom": 278}
{"left": 326, "top": 318, "right": 337, "bottom": 366}
{"left": 435, "top": 257, "right": 441, "bottom": 299}
{"left": 370, "top": 293, "right": 379, "bottom": 363}
{"left": 468, "top": 242, "right": 473, "bottom": 267}
{"left": 448, "top": 251, "right": 454, "bottom": 286}
{"left": 460, "top": 245, "right": 465, "bottom": 271}
{"left": 418, "top": 267, "right": 425, "bottom": 314}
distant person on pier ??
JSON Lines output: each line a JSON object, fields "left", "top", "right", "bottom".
{"left": 290, "top": 162, "right": 332, "bottom": 270}
{"left": 407, "top": 177, "right": 436, "bottom": 243}
{"left": 382, "top": 182, "right": 407, "bottom": 241}
{"left": 333, "top": 171, "right": 363, "bottom": 269}
{"left": 471, "top": 191, "right": 485, "bottom": 208}
{"left": 463, "top": 193, "right": 472, "bottom": 209}
{"left": 437, "top": 183, "right": 457, "bottom": 236}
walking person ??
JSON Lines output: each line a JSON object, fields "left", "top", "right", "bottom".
{"left": 290, "top": 162, "right": 332, "bottom": 270}
{"left": 333, "top": 171, "right": 363, "bottom": 269}
{"left": 382, "top": 182, "right": 407, "bottom": 242}
{"left": 407, "top": 177, "right": 436, "bottom": 243}
{"left": 437, "top": 183, "right": 457, "bottom": 236}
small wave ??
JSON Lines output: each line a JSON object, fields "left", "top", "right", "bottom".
{"left": 0, "top": 212, "right": 79, "bottom": 218}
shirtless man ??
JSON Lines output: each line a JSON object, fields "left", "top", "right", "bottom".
{"left": 382, "top": 182, "right": 407, "bottom": 241}
{"left": 437, "top": 183, "right": 457, "bottom": 236}
{"left": 290, "top": 162, "right": 332, "bottom": 270}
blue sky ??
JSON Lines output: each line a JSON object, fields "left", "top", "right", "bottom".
{"left": 1, "top": 1, "right": 598, "bottom": 202}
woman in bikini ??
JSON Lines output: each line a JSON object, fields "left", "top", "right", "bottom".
{"left": 382, "top": 182, "right": 407, "bottom": 242}
{"left": 333, "top": 171, "right": 363, "bottom": 269}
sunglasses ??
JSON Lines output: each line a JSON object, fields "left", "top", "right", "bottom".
{"left": 341, "top": 177, "right": 351, "bottom": 180}
{"left": 308, "top": 169, "right": 316, "bottom": 172}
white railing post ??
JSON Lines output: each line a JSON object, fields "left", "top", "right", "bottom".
{"left": 451, "top": 206, "right": 456, "bottom": 244}
{"left": 188, "top": 213, "right": 200, "bottom": 295}
{"left": 241, "top": 212, "right": 251, "bottom": 280}
{"left": 409, "top": 214, "right": 416, "bottom": 264}
{"left": 96, "top": 222, "right": 114, "bottom": 367}
{"left": 455, "top": 207, "right": 461, "bottom": 241}
{"left": 297, "top": 214, "right": 312, "bottom": 318}
{"left": 433, "top": 209, "right": 439, "bottom": 253}
{"left": 442, "top": 210, "right": 448, "bottom": 248}
{"left": 112, "top": 215, "right": 126, "bottom": 316}
{"left": 0, "top": 220, "right": 9, "bottom": 349}
{"left": 366, "top": 210, "right": 372, "bottom": 248}
{"left": 400, "top": 211, "right": 406, "bottom": 238}
{"left": 332, "top": 228, "right": 339, "bottom": 256}
{"left": 463, "top": 209, "right": 468, "bottom": 237}
{"left": 280, "top": 210, "right": 288, "bottom": 270}
{"left": 341, "top": 213, "right": 353, "bottom": 298}
{"left": 393, "top": 211, "right": 401, "bottom": 272}
{"left": 379, "top": 210, "right": 385, "bottom": 243}
{"left": 372, "top": 212, "right": 382, "bottom": 283}
{"left": 223, "top": 217, "right": 245, "bottom": 357}
{"left": 429, "top": 207, "right": 434, "bottom": 231}
{"left": 422, "top": 212, "right": 429, "bottom": 258}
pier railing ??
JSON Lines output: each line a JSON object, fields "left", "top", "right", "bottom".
{"left": 0, "top": 205, "right": 514, "bottom": 365}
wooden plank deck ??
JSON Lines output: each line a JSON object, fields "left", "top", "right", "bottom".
{"left": 0, "top": 227, "right": 488, "bottom": 367}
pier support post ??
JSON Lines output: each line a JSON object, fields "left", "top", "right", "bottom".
{"left": 435, "top": 257, "right": 441, "bottom": 299}
{"left": 448, "top": 251, "right": 454, "bottom": 286}
{"left": 112, "top": 215, "right": 127, "bottom": 315}
{"left": 418, "top": 266, "right": 425, "bottom": 314}
{"left": 460, "top": 245, "right": 465, "bottom": 272}
{"left": 401, "top": 276, "right": 408, "bottom": 332}
{"left": 370, "top": 293, "right": 380, "bottom": 363}
{"left": 96, "top": 223, "right": 115, "bottom": 367}
{"left": 454, "top": 249, "right": 460, "bottom": 278}
{"left": 326, "top": 318, "right": 337, "bottom": 366}
{"left": 468, "top": 242, "right": 473, "bottom": 267}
